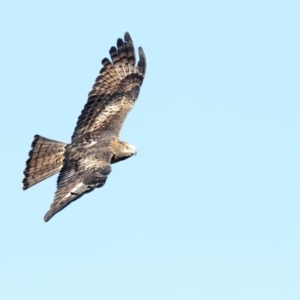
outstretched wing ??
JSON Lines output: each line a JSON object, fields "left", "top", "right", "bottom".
{"left": 44, "top": 141, "right": 112, "bottom": 222}
{"left": 71, "top": 32, "right": 146, "bottom": 141}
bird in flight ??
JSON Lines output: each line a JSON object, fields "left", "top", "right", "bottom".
{"left": 22, "top": 32, "right": 146, "bottom": 222}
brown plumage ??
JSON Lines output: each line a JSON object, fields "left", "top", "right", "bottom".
{"left": 23, "top": 135, "right": 67, "bottom": 190}
{"left": 22, "top": 32, "right": 146, "bottom": 222}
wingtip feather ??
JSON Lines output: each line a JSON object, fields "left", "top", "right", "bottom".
{"left": 124, "top": 32, "right": 132, "bottom": 43}
{"left": 44, "top": 213, "right": 51, "bottom": 222}
{"left": 138, "top": 47, "right": 146, "bottom": 75}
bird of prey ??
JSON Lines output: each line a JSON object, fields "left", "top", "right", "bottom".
{"left": 22, "top": 32, "right": 146, "bottom": 222}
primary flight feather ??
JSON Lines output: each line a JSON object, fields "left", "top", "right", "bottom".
{"left": 22, "top": 32, "right": 146, "bottom": 222}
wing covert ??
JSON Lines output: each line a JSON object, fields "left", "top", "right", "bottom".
{"left": 71, "top": 32, "right": 146, "bottom": 141}
{"left": 44, "top": 143, "right": 113, "bottom": 222}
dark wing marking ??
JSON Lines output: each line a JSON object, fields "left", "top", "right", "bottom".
{"left": 44, "top": 142, "right": 112, "bottom": 222}
{"left": 71, "top": 32, "right": 146, "bottom": 141}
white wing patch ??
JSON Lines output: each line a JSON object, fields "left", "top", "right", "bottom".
{"left": 61, "top": 182, "right": 85, "bottom": 201}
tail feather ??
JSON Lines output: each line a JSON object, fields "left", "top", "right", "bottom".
{"left": 23, "top": 135, "right": 67, "bottom": 190}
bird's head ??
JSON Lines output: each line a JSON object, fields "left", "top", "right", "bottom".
{"left": 111, "top": 141, "right": 137, "bottom": 164}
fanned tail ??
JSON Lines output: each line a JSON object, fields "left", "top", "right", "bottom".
{"left": 22, "top": 135, "right": 67, "bottom": 190}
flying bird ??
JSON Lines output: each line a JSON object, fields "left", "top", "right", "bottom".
{"left": 22, "top": 32, "right": 146, "bottom": 222}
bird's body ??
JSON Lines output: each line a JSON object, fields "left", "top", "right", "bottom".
{"left": 22, "top": 32, "right": 146, "bottom": 222}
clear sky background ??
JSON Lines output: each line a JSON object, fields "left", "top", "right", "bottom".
{"left": 1, "top": 1, "right": 300, "bottom": 299}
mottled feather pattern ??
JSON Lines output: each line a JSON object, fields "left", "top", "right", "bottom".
{"left": 23, "top": 135, "right": 67, "bottom": 190}
{"left": 43, "top": 135, "right": 113, "bottom": 222}
{"left": 71, "top": 33, "right": 146, "bottom": 141}
{"left": 23, "top": 32, "right": 146, "bottom": 222}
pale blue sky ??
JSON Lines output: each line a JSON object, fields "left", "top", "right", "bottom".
{"left": 1, "top": 0, "right": 300, "bottom": 299}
